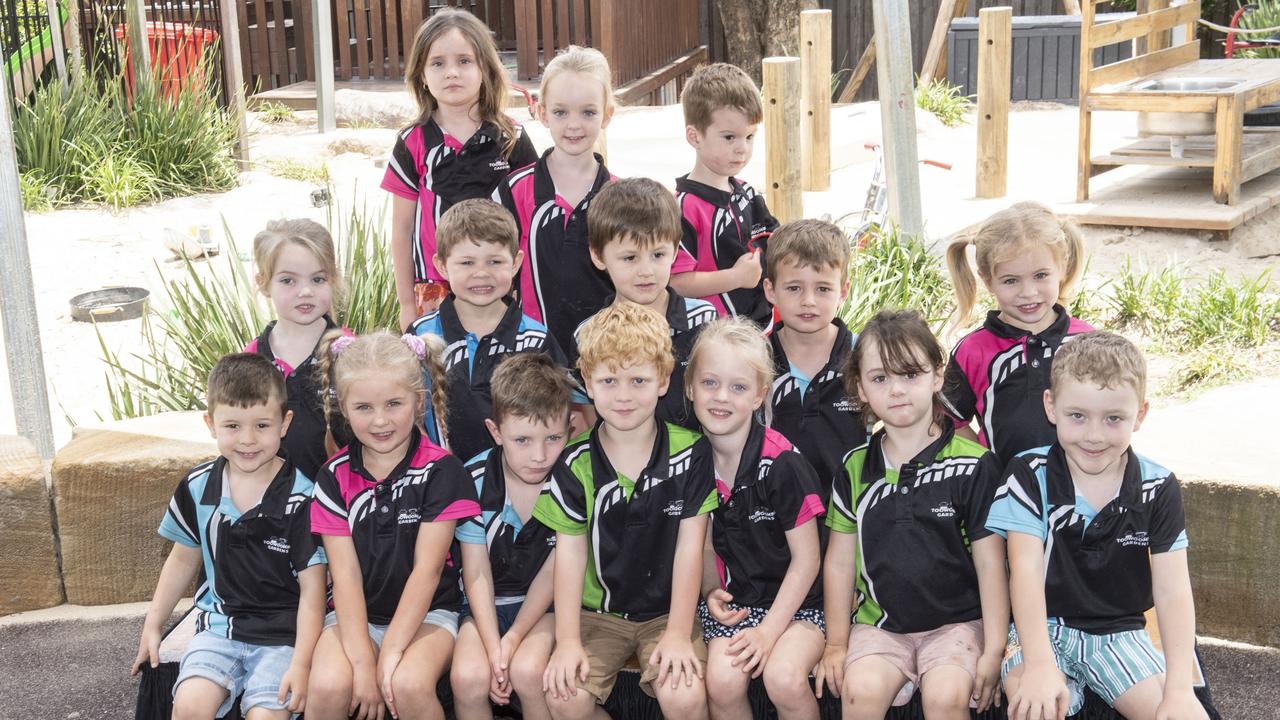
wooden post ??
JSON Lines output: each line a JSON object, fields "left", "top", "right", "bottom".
{"left": 125, "top": 0, "right": 151, "bottom": 85}
{"left": 800, "top": 9, "right": 831, "bottom": 191}
{"left": 313, "top": 0, "right": 337, "bottom": 133}
{"left": 763, "top": 57, "right": 802, "bottom": 224}
{"left": 64, "top": 0, "right": 83, "bottom": 79}
{"left": 920, "top": 0, "right": 969, "bottom": 85}
{"left": 976, "top": 7, "right": 1011, "bottom": 198}
{"left": 219, "top": 0, "right": 250, "bottom": 162}
{"left": 1213, "top": 95, "right": 1243, "bottom": 205}
{"left": 836, "top": 38, "right": 874, "bottom": 103}
{"left": 44, "top": 0, "right": 68, "bottom": 85}
{"left": 871, "top": 0, "right": 923, "bottom": 238}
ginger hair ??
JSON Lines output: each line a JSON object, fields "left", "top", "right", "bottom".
{"left": 576, "top": 302, "right": 674, "bottom": 381}
{"left": 253, "top": 218, "right": 346, "bottom": 310}
{"left": 1050, "top": 331, "right": 1147, "bottom": 402}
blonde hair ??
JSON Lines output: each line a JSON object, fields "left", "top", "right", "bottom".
{"left": 404, "top": 8, "right": 519, "bottom": 156}
{"left": 253, "top": 218, "right": 346, "bottom": 309}
{"left": 539, "top": 45, "right": 615, "bottom": 113}
{"left": 945, "top": 201, "right": 1085, "bottom": 329}
{"left": 576, "top": 302, "right": 674, "bottom": 380}
{"left": 587, "top": 177, "right": 681, "bottom": 256}
{"left": 684, "top": 315, "right": 775, "bottom": 400}
{"left": 1050, "top": 331, "right": 1147, "bottom": 402}
{"left": 682, "top": 62, "right": 763, "bottom": 132}
{"left": 436, "top": 198, "right": 519, "bottom": 261}
{"left": 766, "top": 219, "right": 850, "bottom": 280}
{"left": 490, "top": 353, "right": 573, "bottom": 427}
{"left": 845, "top": 309, "right": 948, "bottom": 427}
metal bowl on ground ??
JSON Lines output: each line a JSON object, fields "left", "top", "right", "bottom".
{"left": 69, "top": 287, "right": 150, "bottom": 323}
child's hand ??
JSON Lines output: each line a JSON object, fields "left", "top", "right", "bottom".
{"left": 732, "top": 250, "right": 763, "bottom": 289}
{"left": 1155, "top": 687, "right": 1208, "bottom": 720}
{"left": 1010, "top": 661, "right": 1069, "bottom": 720}
{"left": 649, "top": 630, "right": 703, "bottom": 690}
{"left": 726, "top": 624, "right": 781, "bottom": 679}
{"left": 543, "top": 640, "right": 590, "bottom": 701}
{"left": 705, "top": 589, "right": 749, "bottom": 626}
{"left": 488, "top": 643, "right": 512, "bottom": 705}
{"left": 130, "top": 627, "right": 162, "bottom": 676}
{"left": 972, "top": 650, "right": 1003, "bottom": 711}
{"left": 813, "top": 642, "right": 846, "bottom": 699}
{"left": 352, "top": 662, "right": 386, "bottom": 720}
{"left": 278, "top": 661, "right": 310, "bottom": 713}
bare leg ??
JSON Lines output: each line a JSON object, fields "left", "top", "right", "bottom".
{"left": 390, "top": 624, "right": 456, "bottom": 720}
{"left": 762, "top": 621, "right": 825, "bottom": 720}
{"left": 919, "top": 665, "right": 975, "bottom": 720}
{"left": 842, "top": 655, "right": 909, "bottom": 720}
{"left": 171, "top": 677, "right": 229, "bottom": 720}
{"left": 509, "top": 614, "right": 556, "bottom": 720}
{"left": 705, "top": 636, "right": 751, "bottom": 720}
{"left": 305, "top": 625, "right": 367, "bottom": 720}
{"left": 451, "top": 620, "right": 495, "bottom": 720}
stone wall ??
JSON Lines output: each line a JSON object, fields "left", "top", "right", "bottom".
{"left": 0, "top": 436, "right": 63, "bottom": 614}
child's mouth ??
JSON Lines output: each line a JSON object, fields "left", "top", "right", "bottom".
{"left": 296, "top": 304, "right": 316, "bottom": 314}
{"left": 371, "top": 430, "right": 396, "bottom": 443}
{"left": 1017, "top": 303, "right": 1042, "bottom": 315}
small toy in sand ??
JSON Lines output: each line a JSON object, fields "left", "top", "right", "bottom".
{"left": 163, "top": 226, "right": 219, "bottom": 260}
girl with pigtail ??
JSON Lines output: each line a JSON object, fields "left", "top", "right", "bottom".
{"left": 307, "top": 331, "right": 480, "bottom": 720}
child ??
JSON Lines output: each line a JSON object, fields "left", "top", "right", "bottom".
{"left": 688, "top": 317, "right": 827, "bottom": 720}
{"left": 451, "top": 353, "right": 572, "bottom": 720}
{"left": 943, "top": 201, "right": 1093, "bottom": 465}
{"left": 410, "top": 198, "right": 567, "bottom": 462}
{"left": 763, "top": 219, "right": 864, "bottom": 490}
{"left": 582, "top": 177, "right": 713, "bottom": 429}
{"left": 817, "top": 310, "right": 1007, "bottom": 719}
{"left": 245, "top": 218, "right": 353, "bottom": 482}
{"left": 534, "top": 302, "right": 715, "bottom": 720}
{"left": 132, "top": 353, "right": 327, "bottom": 719}
{"left": 385, "top": 8, "right": 539, "bottom": 331}
{"left": 494, "top": 45, "right": 619, "bottom": 354}
{"left": 306, "top": 332, "right": 481, "bottom": 720}
{"left": 987, "top": 332, "right": 1206, "bottom": 720}
{"left": 669, "top": 62, "right": 779, "bottom": 326}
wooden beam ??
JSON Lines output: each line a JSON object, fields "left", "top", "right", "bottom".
{"left": 800, "top": 9, "right": 831, "bottom": 191}
{"left": 219, "top": 0, "right": 251, "bottom": 162}
{"left": 976, "top": 7, "right": 1011, "bottom": 199}
{"left": 919, "top": 0, "right": 968, "bottom": 85}
{"left": 763, "top": 57, "right": 803, "bottom": 224}
{"left": 313, "top": 0, "right": 336, "bottom": 132}
{"left": 613, "top": 45, "right": 706, "bottom": 105}
{"left": 1214, "top": 94, "right": 1243, "bottom": 205}
{"left": 515, "top": 0, "right": 538, "bottom": 80}
{"left": 871, "top": 0, "right": 923, "bottom": 238}
{"left": 1087, "top": 41, "right": 1198, "bottom": 90}
{"left": 836, "top": 38, "right": 874, "bottom": 103}
{"left": 1088, "top": 3, "right": 1198, "bottom": 49}
{"left": 43, "top": 0, "right": 67, "bottom": 85}
{"left": 124, "top": 0, "right": 150, "bottom": 87}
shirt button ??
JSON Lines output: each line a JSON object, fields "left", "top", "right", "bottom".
{"left": 900, "top": 486, "right": 909, "bottom": 495}
{"left": 1031, "top": 359, "right": 1041, "bottom": 368}
{"left": 380, "top": 505, "right": 390, "bottom": 514}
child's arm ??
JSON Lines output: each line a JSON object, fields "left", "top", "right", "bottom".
{"left": 544, "top": 532, "right": 590, "bottom": 700}
{"left": 131, "top": 543, "right": 202, "bottom": 675}
{"left": 323, "top": 534, "right": 383, "bottom": 720}
{"left": 278, "top": 564, "right": 327, "bottom": 713}
{"left": 669, "top": 250, "right": 762, "bottom": 299}
{"left": 459, "top": 542, "right": 506, "bottom": 692}
{"left": 971, "top": 534, "right": 1010, "bottom": 711}
{"left": 815, "top": 528, "right": 856, "bottom": 698}
{"left": 1007, "top": 531, "right": 1071, "bottom": 720}
{"left": 701, "top": 523, "right": 748, "bottom": 626}
{"left": 1151, "top": 550, "right": 1208, "bottom": 720}
{"left": 650, "top": 513, "right": 709, "bottom": 689}
{"left": 499, "top": 549, "right": 555, "bottom": 667}
{"left": 391, "top": 195, "right": 420, "bottom": 332}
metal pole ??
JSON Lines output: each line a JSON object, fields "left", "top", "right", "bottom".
{"left": 871, "top": 0, "right": 924, "bottom": 238}
{"left": 125, "top": 0, "right": 151, "bottom": 84}
{"left": 0, "top": 67, "right": 57, "bottom": 460}
{"left": 313, "top": 0, "right": 336, "bottom": 133}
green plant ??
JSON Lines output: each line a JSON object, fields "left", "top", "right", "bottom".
{"left": 1177, "top": 270, "right": 1280, "bottom": 348}
{"left": 1164, "top": 343, "right": 1251, "bottom": 394}
{"left": 915, "top": 79, "right": 972, "bottom": 128}
{"left": 19, "top": 169, "right": 58, "bottom": 211}
{"left": 11, "top": 68, "right": 118, "bottom": 199}
{"left": 256, "top": 101, "right": 295, "bottom": 123}
{"left": 1239, "top": 0, "right": 1280, "bottom": 59}
{"left": 123, "top": 73, "right": 239, "bottom": 197}
{"left": 84, "top": 153, "right": 159, "bottom": 209}
{"left": 269, "top": 158, "right": 331, "bottom": 184}
{"left": 839, "top": 227, "right": 955, "bottom": 333}
{"left": 1106, "top": 260, "right": 1186, "bottom": 331}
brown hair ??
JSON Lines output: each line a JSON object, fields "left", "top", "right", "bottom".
{"left": 490, "top": 353, "right": 573, "bottom": 427}
{"left": 587, "top": 177, "right": 682, "bottom": 256}
{"left": 684, "top": 316, "right": 775, "bottom": 412}
{"left": 207, "top": 352, "right": 288, "bottom": 417}
{"left": 404, "top": 8, "right": 519, "bottom": 155}
{"left": 945, "top": 201, "right": 1085, "bottom": 329}
{"left": 436, "top": 198, "right": 520, "bottom": 261}
{"left": 576, "top": 302, "right": 674, "bottom": 380}
{"left": 845, "top": 309, "right": 947, "bottom": 427}
{"left": 540, "top": 45, "right": 615, "bottom": 112}
{"left": 765, "top": 218, "right": 850, "bottom": 280}
{"left": 253, "top": 218, "right": 346, "bottom": 310}
{"left": 1050, "top": 331, "right": 1147, "bottom": 401}
{"left": 682, "top": 62, "right": 763, "bottom": 133}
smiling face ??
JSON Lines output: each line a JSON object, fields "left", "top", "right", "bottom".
{"left": 205, "top": 401, "right": 291, "bottom": 477}
{"left": 583, "top": 360, "right": 668, "bottom": 434}
{"left": 422, "top": 28, "right": 482, "bottom": 111}
{"left": 983, "top": 245, "right": 1062, "bottom": 334}
{"left": 854, "top": 335, "right": 943, "bottom": 433}
{"left": 764, "top": 259, "right": 846, "bottom": 334}
{"left": 539, "top": 71, "right": 613, "bottom": 158}
{"left": 268, "top": 242, "right": 332, "bottom": 327}
{"left": 688, "top": 341, "right": 767, "bottom": 439}
{"left": 487, "top": 414, "right": 569, "bottom": 486}
{"left": 433, "top": 239, "right": 521, "bottom": 309}
{"left": 590, "top": 235, "right": 675, "bottom": 308}
{"left": 687, "top": 108, "right": 757, "bottom": 179}
{"left": 1045, "top": 377, "right": 1147, "bottom": 483}
{"left": 341, "top": 376, "right": 423, "bottom": 460}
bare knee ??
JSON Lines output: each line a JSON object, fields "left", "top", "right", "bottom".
{"left": 171, "top": 679, "right": 225, "bottom": 720}
{"left": 307, "top": 662, "right": 353, "bottom": 707}
{"left": 509, "top": 653, "right": 546, "bottom": 697}
{"left": 450, "top": 658, "right": 492, "bottom": 703}
{"left": 920, "top": 676, "right": 971, "bottom": 716}
{"left": 763, "top": 657, "right": 814, "bottom": 708}
{"left": 546, "top": 690, "right": 598, "bottom": 720}
{"left": 844, "top": 669, "right": 897, "bottom": 702}
{"left": 655, "top": 681, "right": 708, "bottom": 719}
{"left": 705, "top": 656, "right": 747, "bottom": 706}
{"left": 392, "top": 665, "right": 437, "bottom": 705}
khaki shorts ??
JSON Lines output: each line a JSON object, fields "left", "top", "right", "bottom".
{"left": 578, "top": 610, "right": 708, "bottom": 702}
{"left": 844, "top": 619, "right": 983, "bottom": 692}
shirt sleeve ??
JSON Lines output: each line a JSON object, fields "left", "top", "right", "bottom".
{"left": 767, "top": 451, "right": 826, "bottom": 530}
{"left": 826, "top": 461, "right": 859, "bottom": 535}
{"left": 455, "top": 473, "right": 488, "bottom": 544}
{"left": 420, "top": 454, "right": 482, "bottom": 522}
{"left": 942, "top": 345, "right": 978, "bottom": 424}
{"left": 288, "top": 497, "right": 327, "bottom": 570}
{"left": 310, "top": 465, "right": 353, "bottom": 536}
{"left": 960, "top": 451, "right": 1002, "bottom": 543}
{"left": 678, "top": 215, "right": 701, "bottom": 261}
{"left": 532, "top": 456, "right": 590, "bottom": 535}
{"left": 1148, "top": 471, "right": 1188, "bottom": 553}
{"left": 158, "top": 477, "right": 201, "bottom": 548}
{"left": 507, "top": 126, "right": 539, "bottom": 170}
{"left": 381, "top": 127, "right": 421, "bottom": 200}
{"left": 683, "top": 440, "right": 719, "bottom": 517}
{"left": 671, "top": 244, "right": 697, "bottom": 275}
{"left": 984, "top": 457, "right": 1048, "bottom": 540}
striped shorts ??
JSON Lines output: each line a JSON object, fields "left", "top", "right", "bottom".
{"left": 1002, "top": 621, "right": 1165, "bottom": 714}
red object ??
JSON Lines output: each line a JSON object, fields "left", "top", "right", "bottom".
{"left": 114, "top": 22, "right": 219, "bottom": 102}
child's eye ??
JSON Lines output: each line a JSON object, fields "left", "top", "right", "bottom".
{"left": 701, "top": 378, "right": 717, "bottom": 388}
{"left": 278, "top": 277, "right": 293, "bottom": 285}
{"left": 731, "top": 383, "right": 748, "bottom": 393}
{"left": 1068, "top": 412, "right": 1084, "bottom": 421}
{"left": 632, "top": 377, "right": 647, "bottom": 385}
{"left": 1106, "top": 415, "right": 1124, "bottom": 424}
{"left": 870, "top": 374, "right": 886, "bottom": 384}
{"left": 224, "top": 423, "right": 239, "bottom": 430}
{"left": 583, "top": 109, "right": 597, "bottom": 117}
{"left": 553, "top": 109, "right": 567, "bottom": 117}
{"left": 1034, "top": 271, "right": 1050, "bottom": 280}
{"left": 904, "top": 372, "right": 919, "bottom": 380}
{"left": 722, "top": 134, "right": 735, "bottom": 142}
{"left": 388, "top": 399, "right": 402, "bottom": 407}
{"left": 621, "top": 254, "right": 636, "bottom": 262}
{"left": 1002, "top": 277, "right": 1018, "bottom": 285}
{"left": 513, "top": 437, "right": 530, "bottom": 445}
{"left": 313, "top": 275, "right": 327, "bottom": 284}
{"left": 548, "top": 434, "right": 564, "bottom": 443}
{"left": 746, "top": 133, "right": 756, "bottom": 141}
{"left": 257, "top": 422, "right": 271, "bottom": 429}
{"left": 431, "top": 60, "right": 443, "bottom": 68}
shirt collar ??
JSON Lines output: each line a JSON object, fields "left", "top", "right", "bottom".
{"left": 769, "top": 320, "right": 853, "bottom": 376}
{"left": 730, "top": 421, "right": 769, "bottom": 489}
{"left": 437, "top": 295, "right": 523, "bottom": 344}
{"left": 200, "top": 455, "right": 298, "bottom": 519}
{"left": 534, "top": 149, "right": 611, "bottom": 206}
{"left": 862, "top": 424, "right": 957, "bottom": 482}
{"left": 349, "top": 426, "right": 423, "bottom": 486}
{"left": 982, "top": 304, "right": 1071, "bottom": 341}
{"left": 1045, "top": 443, "right": 1142, "bottom": 509}
{"left": 427, "top": 118, "right": 499, "bottom": 149}
{"left": 675, "top": 174, "right": 743, "bottom": 205}
{"left": 254, "top": 316, "right": 339, "bottom": 364}
{"left": 588, "top": 419, "right": 669, "bottom": 490}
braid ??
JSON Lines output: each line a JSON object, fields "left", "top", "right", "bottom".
{"left": 314, "top": 327, "right": 349, "bottom": 431}
{"left": 419, "top": 333, "right": 450, "bottom": 448}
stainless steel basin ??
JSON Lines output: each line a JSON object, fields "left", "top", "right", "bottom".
{"left": 1133, "top": 78, "right": 1242, "bottom": 93}
{"left": 1132, "top": 78, "right": 1243, "bottom": 156}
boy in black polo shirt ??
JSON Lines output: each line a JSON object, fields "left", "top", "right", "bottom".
{"left": 987, "top": 332, "right": 1206, "bottom": 720}
{"left": 535, "top": 302, "right": 716, "bottom": 720}
{"left": 132, "top": 353, "right": 327, "bottom": 719}
{"left": 411, "top": 198, "right": 567, "bottom": 462}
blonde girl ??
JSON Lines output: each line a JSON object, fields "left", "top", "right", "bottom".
{"left": 307, "top": 331, "right": 479, "bottom": 720}
{"left": 687, "top": 317, "right": 827, "bottom": 720}
{"left": 384, "top": 8, "right": 539, "bottom": 332}
{"left": 942, "top": 201, "right": 1093, "bottom": 464}
{"left": 245, "top": 218, "right": 353, "bottom": 481}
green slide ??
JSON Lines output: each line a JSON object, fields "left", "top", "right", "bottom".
{"left": 5, "top": 1, "right": 69, "bottom": 100}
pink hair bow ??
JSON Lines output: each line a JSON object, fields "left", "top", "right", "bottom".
{"left": 330, "top": 335, "right": 356, "bottom": 356}
{"left": 401, "top": 333, "right": 427, "bottom": 360}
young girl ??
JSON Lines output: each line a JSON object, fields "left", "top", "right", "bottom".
{"left": 246, "top": 218, "right": 353, "bottom": 482}
{"left": 817, "top": 310, "right": 1008, "bottom": 720}
{"left": 306, "top": 332, "right": 480, "bottom": 720}
{"left": 385, "top": 8, "right": 539, "bottom": 332}
{"left": 494, "top": 45, "right": 630, "bottom": 354}
{"left": 687, "top": 317, "right": 827, "bottom": 720}
{"left": 943, "top": 201, "right": 1093, "bottom": 465}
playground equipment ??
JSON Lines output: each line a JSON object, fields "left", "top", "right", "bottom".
{"left": 5, "top": 1, "right": 69, "bottom": 102}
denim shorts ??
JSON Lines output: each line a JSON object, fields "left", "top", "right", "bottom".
{"left": 459, "top": 598, "right": 526, "bottom": 636}
{"left": 174, "top": 630, "right": 295, "bottom": 717}
{"left": 323, "top": 608, "right": 460, "bottom": 643}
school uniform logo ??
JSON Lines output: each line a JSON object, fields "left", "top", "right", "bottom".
{"left": 930, "top": 501, "right": 956, "bottom": 518}
{"left": 663, "top": 500, "right": 685, "bottom": 517}
{"left": 263, "top": 536, "right": 291, "bottom": 554}
{"left": 748, "top": 509, "right": 776, "bottom": 524}
{"left": 1116, "top": 531, "right": 1150, "bottom": 547}
{"left": 832, "top": 399, "right": 857, "bottom": 413}
{"left": 398, "top": 508, "right": 422, "bottom": 526}
{"left": 488, "top": 158, "right": 511, "bottom": 173}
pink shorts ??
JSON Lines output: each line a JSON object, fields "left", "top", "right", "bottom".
{"left": 844, "top": 619, "right": 984, "bottom": 699}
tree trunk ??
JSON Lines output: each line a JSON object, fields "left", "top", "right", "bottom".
{"left": 713, "top": 0, "right": 805, "bottom": 84}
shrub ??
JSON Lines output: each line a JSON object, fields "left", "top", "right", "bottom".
{"left": 269, "top": 158, "right": 331, "bottom": 184}
{"left": 256, "top": 101, "right": 295, "bottom": 123}
{"left": 19, "top": 169, "right": 58, "bottom": 211}
{"left": 1178, "top": 270, "right": 1280, "bottom": 348}
{"left": 915, "top": 79, "right": 972, "bottom": 128}
{"left": 839, "top": 227, "right": 955, "bottom": 333}
{"left": 1106, "top": 260, "right": 1185, "bottom": 331}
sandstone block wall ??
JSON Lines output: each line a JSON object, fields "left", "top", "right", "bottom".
{"left": 0, "top": 436, "right": 63, "bottom": 614}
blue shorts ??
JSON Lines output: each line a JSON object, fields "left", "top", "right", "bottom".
{"left": 323, "top": 608, "right": 460, "bottom": 643}
{"left": 459, "top": 598, "right": 526, "bottom": 636}
{"left": 174, "top": 631, "right": 295, "bottom": 717}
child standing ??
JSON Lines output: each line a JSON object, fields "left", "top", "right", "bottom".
{"left": 132, "top": 353, "right": 327, "bottom": 719}
{"left": 306, "top": 332, "right": 481, "bottom": 720}
{"left": 451, "top": 353, "right": 573, "bottom": 720}
{"left": 818, "top": 310, "right": 1008, "bottom": 719}
{"left": 534, "top": 302, "right": 715, "bottom": 720}
{"left": 943, "top": 201, "right": 1092, "bottom": 464}
{"left": 385, "top": 8, "right": 539, "bottom": 331}
{"left": 688, "top": 318, "right": 827, "bottom": 720}
{"left": 669, "top": 62, "right": 779, "bottom": 326}
{"left": 581, "top": 177, "right": 713, "bottom": 428}
{"left": 247, "top": 219, "right": 353, "bottom": 482}
{"left": 494, "top": 46, "right": 619, "bottom": 354}
{"left": 763, "top": 220, "right": 864, "bottom": 490}
{"left": 410, "top": 198, "right": 567, "bottom": 462}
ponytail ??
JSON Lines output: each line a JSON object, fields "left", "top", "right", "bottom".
{"left": 946, "top": 233, "right": 981, "bottom": 330}
{"left": 1056, "top": 215, "right": 1086, "bottom": 306}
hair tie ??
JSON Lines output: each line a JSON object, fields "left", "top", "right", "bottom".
{"left": 401, "top": 333, "right": 427, "bottom": 360}
{"left": 330, "top": 335, "right": 356, "bottom": 356}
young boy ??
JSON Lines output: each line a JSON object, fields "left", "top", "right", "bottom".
{"left": 534, "top": 302, "right": 715, "bottom": 720}
{"left": 581, "top": 177, "right": 717, "bottom": 429}
{"left": 132, "top": 353, "right": 327, "bottom": 719}
{"left": 987, "top": 332, "right": 1208, "bottom": 720}
{"left": 451, "top": 352, "right": 572, "bottom": 720}
{"left": 669, "top": 62, "right": 780, "bottom": 327}
{"left": 763, "top": 219, "right": 865, "bottom": 487}
{"left": 411, "top": 198, "right": 568, "bottom": 462}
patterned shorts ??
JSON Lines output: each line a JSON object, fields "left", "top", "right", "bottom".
{"left": 697, "top": 600, "right": 826, "bottom": 641}
{"left": 1002, "top": 622, "right": 1166, "bottom": 714}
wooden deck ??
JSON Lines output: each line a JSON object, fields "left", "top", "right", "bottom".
{"left": 248, "top": 78, "right": 537, "bottom": 110}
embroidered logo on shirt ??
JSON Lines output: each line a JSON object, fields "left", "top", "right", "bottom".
{"left": 663, "top": 500, "right": 685, "bottom": 517}
{"left": 931, "top": 502, "right": 956, "bottom": 518}
{"left": 748, "top": 509, "right": 776, "bottom": 523}
{"left": 489, "top": 158, "right": 510, "bottom": 173}
{"left": 832, "top": 399, "right": 857, "bottom": 413}
{"left": 1116, "top": 531, "right": 1149, "bottom": 547}
{"left": 398, "top": 508, "right": 422, "bottom": 526}
{"left": 263, "top": 537, "right": 291, "bottom": 554}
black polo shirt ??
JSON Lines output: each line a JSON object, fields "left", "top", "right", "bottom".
{"left": 495, "top": 150, "right": 616, "bottom": 353}
{"left": 827, "top": 427, "right": 1001, "bottom": 634}
{"left": 410, "top": 295, "right": 568, "bottom": 463}
{"left": 159, "top": 457, "right": 325, "bottom": 645}
{"left": 532, "top": 421, "right": 717, "bottom": 620}
{"left": 247, "top": 319, "right": 353, "bottom": 482}
{"left": 709, "top": 423, "right": 826, "bottom": 610}
{"left": 943, "top": 306, "right": 1095, "bottom": 464}
{"left": 768, "top": 321, "right": 866, "bottom": 487}
{"left": 986, "top": 444, "right": 1189, "bottom": 634}
{"left": 455, "top": 448, "right": 558, "bottom": 598}
{"left": 310, "top": 429, "right": 481, "bottom": 623}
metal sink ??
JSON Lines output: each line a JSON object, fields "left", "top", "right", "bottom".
{"left": 1133, "top": 78, "right": 1242, "bottom": 93}
{"left": 1133, "top": 78, "right": 1244, "bottom": 156}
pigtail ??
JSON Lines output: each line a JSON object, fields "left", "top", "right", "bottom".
{"left": 1056, "top": 216, "right": 1087, "bottom": 309}
{"left": 418, "top": 333, "right": 450, "bottom": 447}
{"left": 314, "top": 328, "right": 350, "bottom": 446}
{"left": 945, "top": 233, "right": 980, "bottom": 330}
